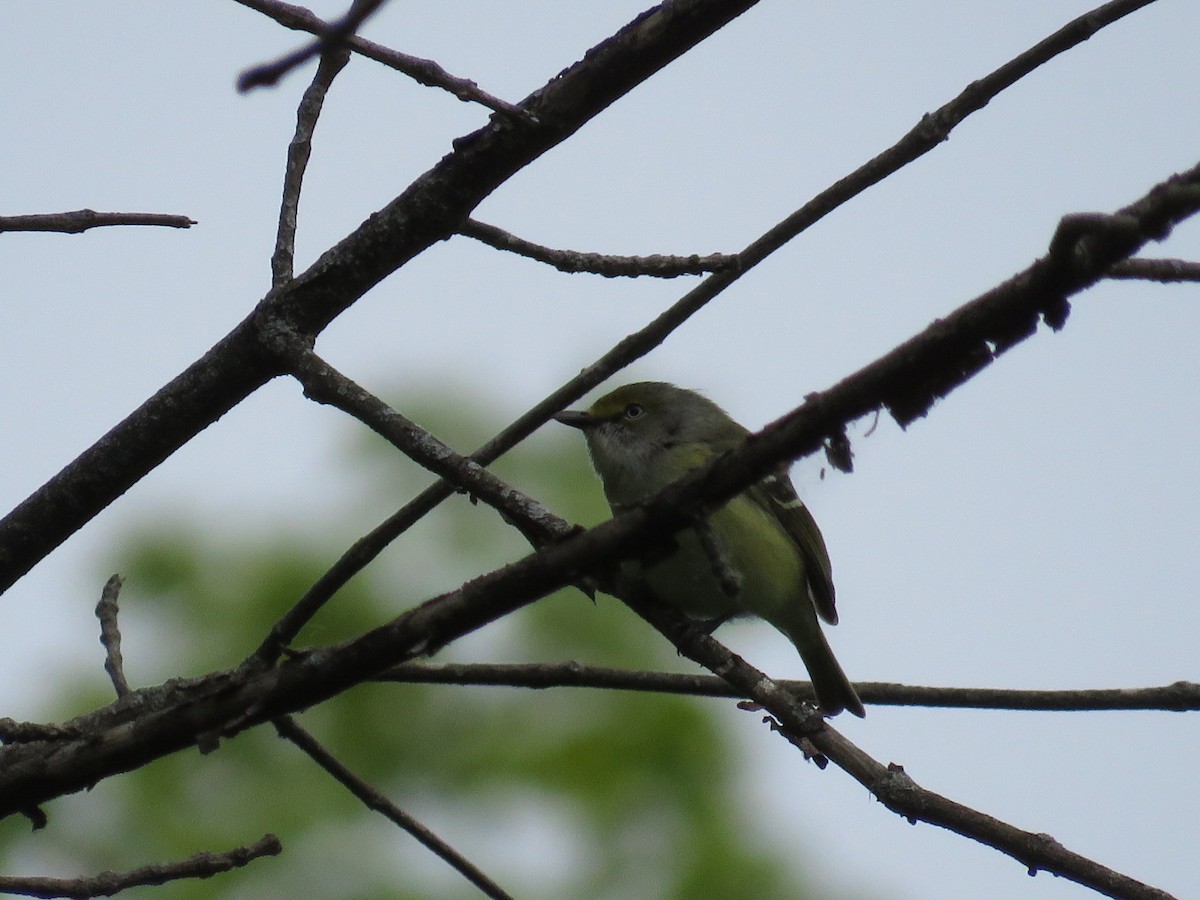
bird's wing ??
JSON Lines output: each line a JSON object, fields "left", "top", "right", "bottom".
{"left": 751, "top": 466, "right": 838, "bottom": 625}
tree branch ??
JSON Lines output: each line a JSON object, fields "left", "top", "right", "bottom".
{"left": 376, "top": 662, "right": 1200, "bottom": 711}
{"left": 3, "top": 155, "right": 1196, "bottom": 823}
{"left": 274, "top": 717, "right": 515, "bottom": 900}
{"left": 272, "top": 45, "right": 350, "bottom": 287}
{"left": 460, "top": 217, "right": 740, "bottom": 277}
{"left": 279, "top": 341, "right": 566, "bottom": 546}
{"left": 0, "top": 3, "right": 1185, "bottom": 894}
{"left": 231, "top": 0, "right": 533, "bottom": 120}
{"left": 1106, "top": 256, "right": 1200, "bottom": 282}
{"left": 1, "top": 0, "right": 1155, "bottom": 600}
{"left": 238, "top": 0, "right": 1166, "bottom": 659}
{"left": 0, "top": 0, "right": 762, "bottom": 597}
{"left": 94, "top": 574, "right": 131, "bottom": 699}
{"left": 0, "top": 210, "right": 195, "bottom": 234}
{"left": 620, "top": 590, "right": 1176, "bottom": 900}
{"left": 0, "top": 834, "right": 281, "bottom": 898}
{"left": 237, "top": 0, "right": 384, "bottom": 92}
{"left": 251, "top": 340, "right": 578, "bottom": 660}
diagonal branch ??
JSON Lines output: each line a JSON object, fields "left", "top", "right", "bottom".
{"left": 239, "top": 0, "right": 1166, "bottom": 662}
{"left": 237, "top": 0, "right": 384, "bottom": 92}
{"left": 279, "top": 341, "right": 566, "bottom": 547}
{"left": 252, "top": 341, "right": 578, "bottom": 659}
{"left": 3, "top": 153, "right": 1196, "bottom": 825}
{"left": 0, "top": 0, "right": 763, "bottom": 597}
{"left": 0, "top": 0, "right": 1156, "bottom": 600}
{"left": 231, "top": 0, "right": 531, "bottom": 119}
{"left": 622, "top": 591, "right": 1176, "bottom": 900}
{"left": 275, "top": 717, "right": 515, "bottom": 900}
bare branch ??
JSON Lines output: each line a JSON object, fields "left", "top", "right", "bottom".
{"left": 376, "top": 662, "right": 1200, "bottom": 712}
{"left": 3, "top": 0, "right": 1157, "bottom": 601}
{"left": 231, "top": 0, "right": 531, "bottom": 120}
{"left": 239, "top": 0, "right": 1166, "bottom": 668}
{"left": 272, "top": 46, "right": 351, "bottom": 287}
{"left": 237, "top": 0, "right": 383, "bottom": 92}
{"left": 1107, "top": 256, "right": 1200, "bottom": 282}
{"left": 621, "top": 590, "right": 1177, "bottom": 900}
{"left": 0, "top": 834, "right": 281, "bottom": 898}
{"left": 3, "top": 152, "right": 1197, "bottom": 820}
{"left": 0, "top": 0, "right": 763, "bottom": 597}
{"left": 278, "top": 340, "right": 565, "bottom": 547}
{"left": 274, "top": 717, "right": 515, "bottom": 900}
{"left": 3, "top": 592, "right": 1178, "bottom": 895}
{"left": 0, "top": 1, "right": 1166, "bottom": 603}
{"left": 1, "top": 2, "right": 1187, "bottom": 893}
{"left": 252, "top": 341, "right": 575, "bottom": 658}
{"left": 460, "top": 218, "right": 739, "bottom": 277}
{"left": 0, "top": 210, "right": 195, "bottom": 234}
{"left": 94, "top": 574, "right": 131, "bottom": 699}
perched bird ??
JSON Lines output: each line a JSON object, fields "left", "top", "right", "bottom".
{"left": 555, "top": 382, "right": 864, "bottom": 717}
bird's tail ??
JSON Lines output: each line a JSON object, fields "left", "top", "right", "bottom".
{"left": 778, "top": 616, "right": 865, "bottom": 718}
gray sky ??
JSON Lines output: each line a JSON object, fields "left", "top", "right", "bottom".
{"left": 3, "top": 2, "right": 1199, "bottom": 898}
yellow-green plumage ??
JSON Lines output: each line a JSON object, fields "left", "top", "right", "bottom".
{"left": 555, "top": 382, "right": 864, "bottom": 717}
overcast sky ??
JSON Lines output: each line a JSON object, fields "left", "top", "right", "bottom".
{"left": 3, "top": 3, "right": 1199, "bottom": 898}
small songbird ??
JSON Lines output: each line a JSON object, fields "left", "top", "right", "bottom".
{"left": 556, "top": 382, "right": 864, "bottom": 717}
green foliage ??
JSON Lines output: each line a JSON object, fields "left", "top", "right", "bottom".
{"left": 0, "top": 390, "right": 826, "bottom": 899}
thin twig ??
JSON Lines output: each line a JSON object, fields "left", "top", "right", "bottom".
{"left": 237, "top": 0, "right": 384, "bottom": 92}
{"left": 275, "top": 340, "right": 565, "bottom": 548}
{"left": 0, "top": 210, "right": 195, "bottom": 234}
{"left": 273, "top": 46, "right": 351, "bottom": 287}
{"left": 94, "top": 575, "right": 131, "bottom": 699}
{"left": 1106, "top": 256, "right": 1200, "bottom": 282}
{"left": 376, "top": 662, "right": 1200, "bottom": 711}
{"left": 460, "top": 218, "right": 739, "bottom": 277}
{"left": 232, "top": 0, "right": 530, "bottom": 119}
{"left": 247, "top": 0, "right": 1162, "bottom": 667}
{"left": 0, "top": 834, "right": 282, "bottom": 898}
{"left": 274, "top": 717, "right": 515, "bottom": 900}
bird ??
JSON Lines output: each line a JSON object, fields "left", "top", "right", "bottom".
{"left": 556, "top": 381, "right": 864, "bottom": 717}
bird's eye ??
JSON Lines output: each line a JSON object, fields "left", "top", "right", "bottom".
{"left": 624, "top": 403, "right": 644, "bottom": 420}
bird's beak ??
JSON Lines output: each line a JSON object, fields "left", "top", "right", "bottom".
{"left": 553, "top": 410, "right": 593, "bottom": 429}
